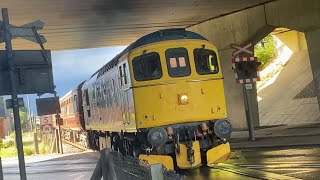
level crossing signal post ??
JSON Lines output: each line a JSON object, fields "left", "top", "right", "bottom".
{"left": 231, "top": 43, "right": 261, "bottom": 141}
{"left": 1, "top": 8, "right": 27, "bottom": 180}
{"left": 0, "top": 8, "right": 55, "bottom": 180}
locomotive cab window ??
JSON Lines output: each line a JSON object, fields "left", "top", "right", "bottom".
{"left": 133, "top": 52, "right": 162, "bottom": 81}
{"left": 165, "top": 48, "right": 191, "bottom": 77}
{"left": 194, "top": 48, "right": 219, "bottom": 75}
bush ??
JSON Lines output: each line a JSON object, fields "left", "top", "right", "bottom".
{"left": 39, "top": 142, "right": 50, "bottom": 154}
{"left": 9, "top": 131, "right": 16, "bottom": 139}
{"left": 0, "top": 148, "right": 18, "bottom": 157}
{"left": 23, "top": 147, "right": 34, "bottom": 156}
{"left": 2, "top": 138, "right": 15, "bottom": 148}
{"left": 255, "top": 35, "right": 277, "bottom": 68}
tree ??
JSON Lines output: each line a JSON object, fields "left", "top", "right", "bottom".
{"left": 19, "top": 107, "right": 29, "bottom": 131}
{"left": 254, "top": 35, "right": 277, "bottom": 68}
{"left": 9, "top": 107, "right": 29, "bottom": 132}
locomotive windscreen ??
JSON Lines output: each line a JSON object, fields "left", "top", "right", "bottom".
{"left": 132, "top": 52, "right": 162, "bottom": 81}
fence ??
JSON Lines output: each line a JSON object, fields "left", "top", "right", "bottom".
{"left": 91, "top": 149, "right": 185, "bottom": 180}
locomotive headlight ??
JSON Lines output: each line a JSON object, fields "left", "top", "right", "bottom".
{"left": 213, "top": 119, "right": 232, "bottom": 140}
{"left": 147, "top": 127, "right": 168, "bottom": 148}
{"left": 178, "top": 94, "right": 189, "bottom": 105}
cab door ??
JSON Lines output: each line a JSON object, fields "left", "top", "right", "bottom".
{"left": 118, "top": 60, "right": 136, "bottom": 132}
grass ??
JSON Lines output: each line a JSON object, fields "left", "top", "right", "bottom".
{"left": 0, "top": 132, "right": 50, "bottom": 158}
{"left": 0, "top": 137, "right": 35, "bottom": 157}
{"left": 39, "top": 141, "right": 51, "bottom": 154}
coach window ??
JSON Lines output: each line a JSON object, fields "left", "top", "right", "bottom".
{"left": 84, "top": 89, "right": 91, "bottom": 117}
{"left": 111, "top": 79, "right": 115, "bottom": 93}
{"left": 103, "top": 83, "right": 107, "bottom": 95}
{"left": 119, "top": 66, "right": 123, "bottom": 86}
{"left": 133, "top": 52, "right": 162, "bottom": 81}
{"left": 123, "top": 63, "right": 128, "bottom": 84}
{"left": 165, "top": 48, "right": 191, "bottom": 77}
{"left": 74, "top": 95, "right": 78, "bottom": 112}
{"left": 66, "top": 99, "right": 69, "bottom": 114}
{"left": 194, "top": 48, "right": 219, "bottom": 75}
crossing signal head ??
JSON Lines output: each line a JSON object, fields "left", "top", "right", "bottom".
{"left": 235, "top": 61, "right": 261, "bottom": 79}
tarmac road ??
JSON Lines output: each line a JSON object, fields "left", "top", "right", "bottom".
{"left": 2, "top": 146, "right": 320, "bottom": 180}
{"left": 181, "top": 146, "right": 320, "bottom": 180}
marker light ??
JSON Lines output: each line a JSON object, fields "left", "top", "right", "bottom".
{"left": 201, "top": 123, "right": 209, "bottom": 132}
{"left": 178, "top": 94, "right": 189, "bottom": 105}
{"left": 167, "top": 127, "right": 174, "bottom": 136}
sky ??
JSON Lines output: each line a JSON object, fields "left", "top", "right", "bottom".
{"left": 51, "top": 46, "right": 126, "bottom": 97}
{"left": 23, "top": 46, "right": 127, "bottom": 116}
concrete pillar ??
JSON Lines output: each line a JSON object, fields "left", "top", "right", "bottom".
{"left": 219, "top": 48, "right": 260, "bottom": 129}
{"left": 219, "top": 48, "right": 247, "bottom": 129}
{"left": 189, "top": 0, "right": 320, "bottom": 127}
{"left": 305, "top": 28, "right": 320, "bottom": 109}
{"left": 188, "top": 5, "right": 271, "bottom": 129}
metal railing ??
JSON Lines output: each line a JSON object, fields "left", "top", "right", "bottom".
{"left": 91, "top": 149, "right": 185, "bottom": 180}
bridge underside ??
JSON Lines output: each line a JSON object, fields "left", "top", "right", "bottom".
{"left": 2, "top": 0, "right": 320, "bottom": 130}
{"left": 0, "top": 0, "right": 272, "bottom": 50}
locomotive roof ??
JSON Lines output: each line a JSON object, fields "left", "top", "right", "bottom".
{"left": 93, "top": 28, "right": 208, "bottom": 79}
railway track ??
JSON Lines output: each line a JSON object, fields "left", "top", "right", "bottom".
{"left": 62, "top": 139, "right": 88, "bottom": 152}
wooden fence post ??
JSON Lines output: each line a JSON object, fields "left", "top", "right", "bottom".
{"left": 34, "top": 132, "right": 39, "bottom": 154}
{"left": 55, "top": 129, "right": 60, "bottom": 153}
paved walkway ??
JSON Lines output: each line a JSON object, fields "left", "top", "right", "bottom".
{"left": 231, "top": 123, "right": 320, "bottom": 149}
{"left": 2, "top": 151, "right": 99, "bottom": 180}
{"left": 258, "top": 50, "right": 320, "bottom": 126}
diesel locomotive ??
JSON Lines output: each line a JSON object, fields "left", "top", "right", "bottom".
{"left": 58, "top": 29, "right": 232, "bottom": 169}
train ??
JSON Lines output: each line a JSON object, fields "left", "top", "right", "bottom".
{"left": 56, "top": 28, "right": 232, "bottom": 170}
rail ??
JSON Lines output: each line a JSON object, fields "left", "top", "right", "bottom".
{"left": 61, "top": 139, "right": 87, "bottom": 151}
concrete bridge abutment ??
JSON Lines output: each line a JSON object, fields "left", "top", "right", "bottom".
{"left": 188, "top": 0, "right": 320, "bottom": 129}
{"left": 305, "top": 29, "right": 320, "bottom": 108}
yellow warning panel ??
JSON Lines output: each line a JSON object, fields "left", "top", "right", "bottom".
{"left": 176, "top": 141, "right": 202, "bottom": 169}
{"left": 207, "top": 142, "right": 232, "bottom": 166}
{"left": 139, "top": 154, "right": 174, "bottom": 170}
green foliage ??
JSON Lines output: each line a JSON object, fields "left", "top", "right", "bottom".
{"left": 23, "top": 147, "right": 34, "bottom": 156}
{"left": 22, "top": 132, "right": 33, "bottom": 139}
{"left": 0, "top": 140, "right": 35, "bottom": 157}
{"left": 9, "top": 131, "right": 16, "bottom": 139}
{"left": 9, "top": 106, "right": 29, "bottom": 131}
{"left": 255, "top": 35, "right": 277, "bottom": 68}
{"left": 0, "top": 132, "right": 36, "bottom": 157}
{"left": 2, "top": 138, "right": 14, "bottom": 148}
{"left": 19, "top": 107, "right": 29, "bottom": 131}
{"left": 0, "top": 146, "right": 18, "bottom": 157}
{"left": 39, "top": 142, "right": 50, "bottom": 154}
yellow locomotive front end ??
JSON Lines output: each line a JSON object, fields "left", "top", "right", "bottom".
{"left": 128, "top": 31, "right": 232, "bottom": 169}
